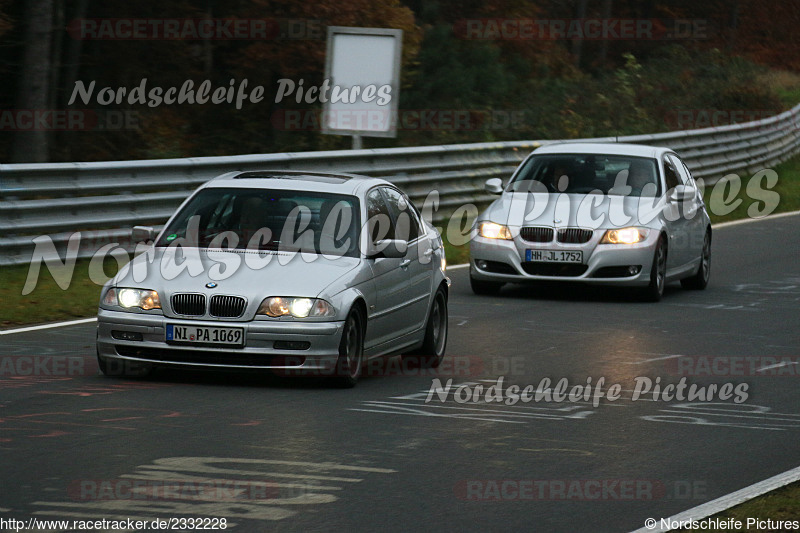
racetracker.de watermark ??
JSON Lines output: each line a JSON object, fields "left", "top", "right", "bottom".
{"left": 454, "top": 18, "right": 712, "bottom": 41}
{"left": 0, "top": 109, "right": 139, "bottom": 131}
{"left": 68, "top": 479, "right": 283, "bottom": 501}
{"left": 665, "top": 356, "right": 800, "bottom": 377}
{"left": 270, "top": 109, "right": 526, "bottom": 132}
{"left": 68, "top": 17, "right": 324, "bottom": 40}
{"left": 0, "top": 356, "right": 88, "bottom": 377}
{"left": 664, "top": 109, "right": 798, "bottom": 131}
{"left": 454, "top": 479, "right": 708, "bottom": 501}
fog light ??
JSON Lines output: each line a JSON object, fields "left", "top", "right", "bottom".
{"left": 628, "top": 265, "right": 641, "bottom": 275}
{"left": 477, "top": 260, "right": 488, "bottom": 269}
{"left": 111, "top": 330, "right": 143, "bottom": 341}
{"left": 274, "top": 341, "right": 311, "bottom": 351}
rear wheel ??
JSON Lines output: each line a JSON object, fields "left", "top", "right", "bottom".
{"left": 470, "top": 275, "right": 503, "bottom": 295}
{"left": 640, "top": 236, "right": 667, "bottom": 302}
{"left": 404, "top": 287, "right": 448, "bottom": 368}
{"left": 330, "top": 307, "right": 364, "bottom": 388}
{"left": 681, "top": 230, "right": 711, "bottom": 290}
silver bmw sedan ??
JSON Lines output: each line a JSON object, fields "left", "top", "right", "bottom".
{"left": 96, "top": 170, "right": 449, "bottom": 387}
{"left": 469, "top": 143, "right": 711, "bottom": 301}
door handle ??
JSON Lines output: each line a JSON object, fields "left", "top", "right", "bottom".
{"left": 423, "top": 248, "right": 434, "bottom": 257}
{"left": 400, "top": 259, "right": 411, "bottom": 268}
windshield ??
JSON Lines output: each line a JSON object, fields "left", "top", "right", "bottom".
{"left": 508, "top": 154, "right": 661, "bottom": 197}
{"left": 156, "top": 188, "right": 361, "bottom": 258}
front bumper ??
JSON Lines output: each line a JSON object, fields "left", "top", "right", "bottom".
{"left": 469, "top": 228, "right": 659, "bottom": 287}
{"left": 97, "top": 308, "right": 344, "bottom": 373}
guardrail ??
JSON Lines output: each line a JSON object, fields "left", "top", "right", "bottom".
{"left": 2, "top": 103, "right": 799, "bottom": 266}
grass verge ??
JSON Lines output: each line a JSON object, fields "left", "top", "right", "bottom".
{"left": 0, "top": 257, "right": 120, "bottom": 328}
{"left": 679, "top": 480, "right": 800, "bottom": 531}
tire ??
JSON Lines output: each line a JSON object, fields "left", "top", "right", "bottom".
{"left": 97, "top": 350, "right": 153, "bottom": 378}
{"left": 641, "top": 236, "right": 667, "bottom": 302}
{"left": 330, "top": 307, "right": 364, "bottom": 388}
{"left": 681, "top": 230, "right": 711, "bottom": 290}
{"left": 470, "top": 275, "right": 503, "bottom": 295}
{"left": 404, "top": 287, "right": 448, "bottom": 368}
{"left": 97, "top": 351, "right": 108, "bottom": 375}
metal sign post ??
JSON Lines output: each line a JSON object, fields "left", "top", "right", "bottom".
{"left": 322, "top": 26, "right": 403, "bottom": 148}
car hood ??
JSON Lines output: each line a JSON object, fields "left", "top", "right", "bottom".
{"left": 112, "top": 247, "right": 362, "bottom": 299}
{"left": 482, "top": 192, "right": 665, "bottom": 229}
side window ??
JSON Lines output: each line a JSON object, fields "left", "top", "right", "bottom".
{"left": 667, "top": 154, "right": 692, "bottom": 185}
{"left": 366, "top": 188, "right": 395, "bottom": 242}
{"left": 662, "top": 157, "right": 681, "bottom": 191}
{"left": 382, "top": 187, "right": 422, "bottom": 242}
{"left": 680, "top": 160, "right": 697, "bottom": 186}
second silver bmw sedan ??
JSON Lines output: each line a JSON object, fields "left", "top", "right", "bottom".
{"left": 97, "top": 170, "right": 449, "bottom": 387}
{"left": 469, "top": 143, "right": 711, "bottom": 301}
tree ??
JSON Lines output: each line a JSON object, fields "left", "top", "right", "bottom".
{"left": 12, "top": 0, "right": 53, "bottom": 162}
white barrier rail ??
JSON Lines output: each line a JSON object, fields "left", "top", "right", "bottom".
{"left": 1, "top": 103, "right": 799, "bottom": 266}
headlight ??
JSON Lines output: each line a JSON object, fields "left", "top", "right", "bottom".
{"left": 104, "top": 288, "right": 161, "bottom": 310}
{"left": 258, "top": 297, "right": 335, "bottom": 318}
{"left": 478, "top": 222, "right": 513, "bottom": 240}
{"left": 600, "top": 227, "right": 649, "bottom": 245}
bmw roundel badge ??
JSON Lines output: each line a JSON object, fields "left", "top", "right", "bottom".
{"left": 205, "top": 282, "right": 217, "bottom": 289}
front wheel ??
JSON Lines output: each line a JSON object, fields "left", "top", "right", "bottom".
{"left": 330, "top": 307, "right": 364, "bottom": 388}
{"left": 681, "top": 231, "right": 711, "bottom": 290}
{"left": 640, "top": 236, "right": 667, "bottom": 302}
{"left": 404, "top": 287, "right": 448, "bottom": 368}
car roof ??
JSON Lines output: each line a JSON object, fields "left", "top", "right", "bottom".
{"left": 533, "top": 142, "right": 675, "bottom": 159}
{"left": 204, "top": 170, "right": 391, "bottom": 195}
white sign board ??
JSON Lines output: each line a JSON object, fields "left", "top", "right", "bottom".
{"left": 322, "top": 27, "right": 402, "bottom": 139}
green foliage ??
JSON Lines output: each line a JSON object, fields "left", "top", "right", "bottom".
{"left": 0, "top": 1, "right": 796, "bottom": 161}
{"left": 397, "top": 24, "right": 519, "bottom": 144}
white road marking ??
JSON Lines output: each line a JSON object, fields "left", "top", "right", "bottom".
{"left": 29, "top": 456, "right": 395, "bottom": 525}
{"left": 363, "top": 400, "right": 589, "bottom": 419}
{"left": 390, "top": 389, "right": 629, "bottom": 408}
{"left": 629, "top": 464, "right": 800, "bottom": 532}
{"left": 0, "top": 317, "right": 96, "bottom": 335}
{"left": 121, "top": 470, "right": 345, "bottom": 491}
{"left": 658, "top": 409, "right": 800, "bottom": 425}
{"left": 756, "top": 361, "right": 799, "bottom": 372}
{"left": 623, "top": 353, "right": 687, "bottom": 364}
{"left": 639, "top": 403, "right": 800, "bottom": 431}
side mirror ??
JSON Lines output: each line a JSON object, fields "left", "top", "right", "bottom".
{"left": 132, "top": 226, "right": 156, "bottom": 242}
{"left": 368, "top": 239, "right": 408, "bottom": 259}
{"left": 668, "top": 185, "right": 694, "bottom": 203}
{"left": 485, "top": 178, "right": 504, "bottom": 195}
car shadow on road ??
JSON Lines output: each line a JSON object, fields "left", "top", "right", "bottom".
{"left": 484, "top": 281, "right": 682, "bottom": 303}
{"left": 107, "top": 366, "right": 347, "bottom": 390}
